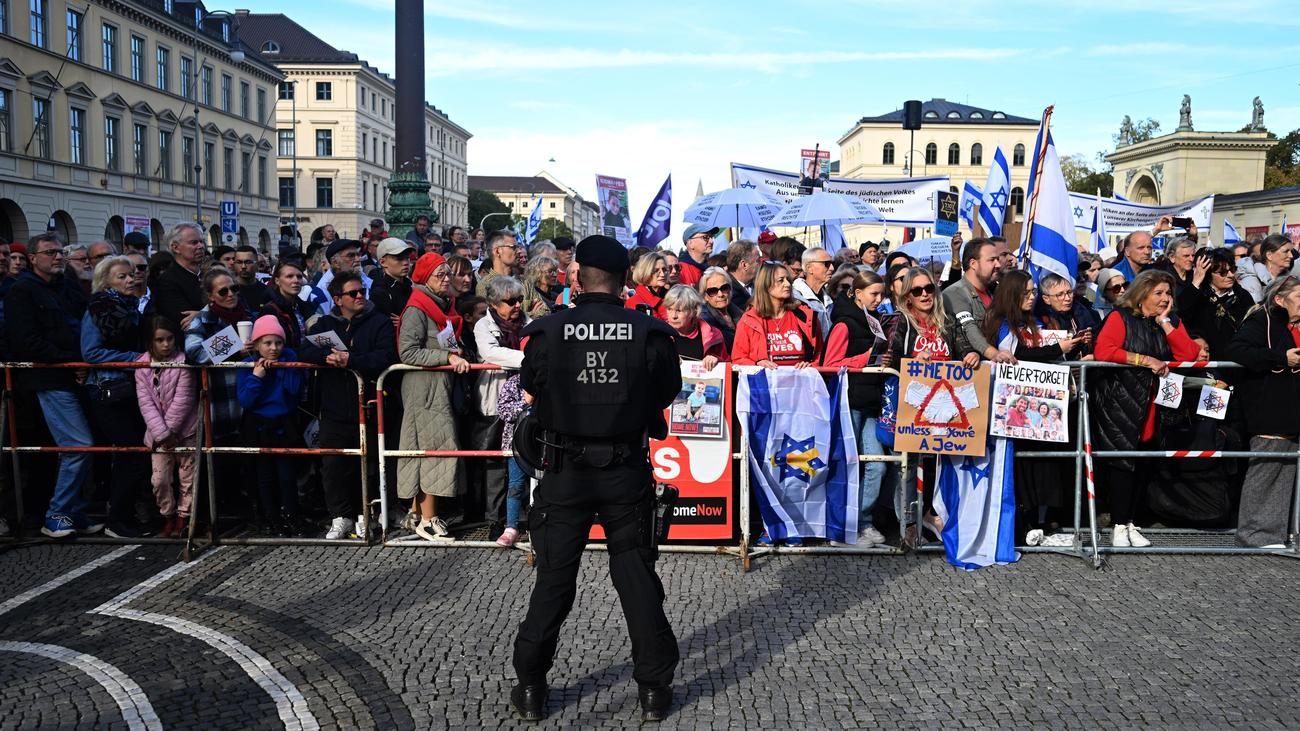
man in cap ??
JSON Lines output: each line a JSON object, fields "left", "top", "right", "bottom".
{"left": 123, "top": 231, "right": 151, "bottom": 257}
{"left": 553, "top": 236, "right": 575, "bottom": 286}
{"left": 370, "top": 237, "right": 415, "bottom": 321}
{"left": 677, "top": 223, "right": 720, "bottom": 288}
{"left": 510, "top": 235, "right": 681, "bottom": 723}
{"left": 859, "top": 241, "right": 882, "bottom": 270}
{"left": 367, "top": 218, "right": 389, "bottom": 241}
{"left": 302, "top": 239, "right": 368, "bottom": 317}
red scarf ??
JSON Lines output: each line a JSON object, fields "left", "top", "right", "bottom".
{"left": 403, "top": 287, "right": 462, "bottom": 348}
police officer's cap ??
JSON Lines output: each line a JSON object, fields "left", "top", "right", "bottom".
{"left": 575, "top": 235, "right": 629, "bottom": 274}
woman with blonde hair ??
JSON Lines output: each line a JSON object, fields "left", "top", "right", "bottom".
{"left": 625, "top": 250, "right": 671, "bottom": 319}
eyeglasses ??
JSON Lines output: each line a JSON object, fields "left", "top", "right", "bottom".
{"left": 808, "top": 259, "right": 833, "bottom": 268}
{"left": 704, "top": 283, "right": 733, "bottom": 296}
{"left": 500, "top": 296, "right": 523, "bottom": 306}
{"left": 667, "top": 264, "right": 681, "bottom": 272}
{"left": 67, "top": 255, "right": 88, "bottom": 263}
{"left": 134, "top": 264, "right": 149, "bottom": 272}
{"left": 339, "top": 289, "right": 367, "bottom": 299}
{"left": 1046, "top": 289, "right": 1073, "bottom": 299}
{"left": 1107, "top": 282, "right": 1128, "bottom": 294}
{"left": 691, "top": 234, "right": 715, "bottom": 240}
{"left": 90, "top": 253, "right": 110, "bottom": 262}
{"left": 33, "top": 249, "right": 64, "bottom": 258}
{"left": 908, "top": 283, "right": 936, "bottom": 297}
{"left": 429, "top": 270, "right": 451, "bottom": 280}
{"left": 215, "top": 285, "right": 241, "bottom": 297}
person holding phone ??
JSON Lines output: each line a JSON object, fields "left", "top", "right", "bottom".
{"left": 1034, "top": 273, "right": 1099, "bottom": 359}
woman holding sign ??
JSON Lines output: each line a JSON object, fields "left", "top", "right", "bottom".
{"left": 184, "top": 268, "right": 255, "bottom": 442}
{"left": 1093, "top": 269, "right": 1201, "bottom": 548}
{"left": 1229, "top": 276, "right": 1300, "bottom": 547}
{"left": 984, "top": 269, "right": 1087, "bottom": 545}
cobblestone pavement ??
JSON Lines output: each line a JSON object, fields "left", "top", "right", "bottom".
{"left": 1, "top": 543, "right": 1298, "bottom": 730}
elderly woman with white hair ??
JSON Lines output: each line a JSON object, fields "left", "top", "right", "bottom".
{"left": 663, "top": 284, "right": 729, "bottom": 368}
{"left": 698, "top": 265, "right": 744, "bottom": 350}
{"left": 474, "top": 274, "right": 531, "bottom": 542}
{"left": 521, "top": 255, "right": 559, "bottom": 317}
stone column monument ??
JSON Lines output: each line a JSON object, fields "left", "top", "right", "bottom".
{"left": 386, "top": 0, "right": 434, "bottom": 240}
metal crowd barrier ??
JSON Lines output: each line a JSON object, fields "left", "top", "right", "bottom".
{"left": 0, "top": 361, "right": 369, "bottom": 559}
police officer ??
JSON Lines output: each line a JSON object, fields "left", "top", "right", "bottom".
{"left": 510, "top": 235, "right": 682, "bottom": 722}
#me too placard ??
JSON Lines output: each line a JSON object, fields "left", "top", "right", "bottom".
{"left": 895, "top": 358, "right": 989, "bottom": 457}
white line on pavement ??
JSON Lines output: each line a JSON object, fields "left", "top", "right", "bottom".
{"left": 0, "top": 545, "right": 138, "bottom": 619}
{"left": 89, "top": 547, "right": 321, "bottom": 731}
{"left": 0, "top": 641, "right": 164, "bottom": 731}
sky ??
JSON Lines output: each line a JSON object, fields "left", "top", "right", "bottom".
{"left": 261, "top": 0, "right": 1300, "bottom": 218}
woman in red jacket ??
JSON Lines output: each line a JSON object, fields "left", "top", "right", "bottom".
{"left": 662, "top": 284, "right": 729, "bottom": 369}
{"left": 732, "top": 261, "right": 822, "bottom": 368}
{"left": 624, "top": 251, "right": 671, "bottom": 320}
{"left": 1092, "top": 269, "right": 1201, "bottom": 548}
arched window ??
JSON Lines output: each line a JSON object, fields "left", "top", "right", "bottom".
{"left": 946, "top": 111, "right": 962, "bottom": 119}
{"left": 924, "top": 110, "right": 939, "bottom": 120}
{"left": 1010, "top": 186, "right": 1025, "bottom": 215}
{"left": 924, "top": 143, "right": 937, "bottom": 166}
{"left": 947, "top": 143, "right": 960, "bottom": 165}
{"left": 970, "top": 143, "right": 983, "bottom": 166}
{"left": 882, "top": 142, "right": 895, "bottom": 165}
{"left": 1013, "top": 144, "right": 1026, "bottom": 166}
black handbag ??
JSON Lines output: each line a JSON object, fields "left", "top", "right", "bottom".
{"left": 89, "top": 378, "right": 136, "bottom": 405}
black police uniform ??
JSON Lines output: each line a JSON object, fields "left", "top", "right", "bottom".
{"left": 511, "top": 287, "right": 682, "bottom": 700}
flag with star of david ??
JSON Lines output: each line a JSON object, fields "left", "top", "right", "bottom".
{"left": 933, "top": 437, "right": 1020, "bottom": 570}
{"left": 737, "top": 368, "right": 859, "bottom": 543}
{"left": 979, "top": 147, "right": 1011, "bottom": 237}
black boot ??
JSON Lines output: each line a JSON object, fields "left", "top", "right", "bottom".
{"left": 510, "top": 683, "right": 546, "bottom": 722}
{"left": 638, "top": 685, "right": 672, "bottom": 722}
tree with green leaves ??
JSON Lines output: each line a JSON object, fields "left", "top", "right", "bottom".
{"left": 536, "top": 218, "right": 573, "bottom": 241}
{"left": 1114, "top": 116, "right": 1162, "bottom": 146}
{"left": 468, "top": 188, "right": 511, "bottom": 231}
{"left": 1062, "top": 153, "right": 1115, "bottom": 196}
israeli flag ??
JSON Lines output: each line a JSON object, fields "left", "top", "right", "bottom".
{"left": 979, "top": 147, "right": 1011, "bottom": 237}
{"left": 737, "top": 368, "right": 859, "bottom": 543}
{"left": 1113, "top": 192, "right": 1129, "bottom": 202}
{"left": 1089, "top": 191, "right": 1108, "bottom": 253}
{"left": 1018, "top": 117, "right": 1079, "bottom": 285}
{"left": 525, "top": 196, "right": 544, "bottom": 244}
{"left": 934, "top": 438, "right": 1020, "bottom": 570}
{"left": 1283, "top": 214, "right": 1289, "bottom": 235}
{"left": 1223, "top": 219, "right": 1242, "bottom": 246}
{"left": 960, "top": 181, "right": 982, "bottom": 230}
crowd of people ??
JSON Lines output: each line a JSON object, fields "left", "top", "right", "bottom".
{"left": 0, "top": 213, "right": 1296, "bottom": 551}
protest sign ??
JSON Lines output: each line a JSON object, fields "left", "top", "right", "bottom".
{"left": 305, "top": 330, "right": 348, "bottom": 352}
{"left": 731, "top": 162, "right": 949, "bottom": 226}
{"left": 124, "top": 216, "right": 151, "bottom": 243}
{"left": 895, "top": 358, "right": 989, "bottom": 457}
{"left": 798, "top": 148, "right": 830, "bottom": 194}
{"left": 1154, "top": 373, "right": 1185, "bottom": 408}
{"left": 201, "top": 325, "right": 243, "bottom": 364}
{"left": 989, "top": 362, "right": 1071, "bottom": 443}
{"left": 669, "top": 364, "right": 725, "bottom": 439}
{"left": 596, "top": 175, "right": 634, "bottom": 247}
{"left": 1068, "top": 192, "right": 1214, "bottom": 235}
{"left": 1196, "top": 385, "right": 1231, "bottom": 420}
{"left": 935, "top": 190, "right": 959, "bottom": 237}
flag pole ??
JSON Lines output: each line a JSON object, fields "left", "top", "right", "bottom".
{"left": 1020, "top": 105, "right": 1055, "bottom": 269}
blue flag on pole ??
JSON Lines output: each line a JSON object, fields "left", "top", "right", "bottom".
{"left": 960, "top": 181, "right": 982, "bottom": 230}
{"left": 1089, "top": 191, "right": 1108, "bottom": 253}
{"left": 1019, "top": 114, "right": 1079, "bottom": 285}
{"left": 635, "top": 174, "right": 672, "bottom": 249}
{"left": 525, "top": 196, "right": 543, "bottom": 244}
{"left": 1223, "top": 219, "right": 1242, "bottom": 246}
{"left": 979, "top": 147, "right": 1011, "bottom": 237}
{"left": 934, "top": 438, "right": 1020, "bottom": 570}
{"left": 737, "top": 368, "right": 859, "bottom": 543}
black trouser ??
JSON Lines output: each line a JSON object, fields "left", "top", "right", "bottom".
{"left": 1099, "top": 461, "right": 1148, "bottom": 525}
{"left": 512, "top": 457, "right": 678, "bottom": 689}
{"left": 87, "top": 389, "right": 150, "bottom": 527}
{"left": 319, "top": 416, "right": 378, "bottom": 520}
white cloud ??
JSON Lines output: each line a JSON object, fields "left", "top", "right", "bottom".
{"left": 426, "top": 46, "right": 1020, "bottom": 77}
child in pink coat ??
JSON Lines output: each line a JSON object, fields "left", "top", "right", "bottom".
{"left": 135, "top": 317, "right": 199, "bottom": 538}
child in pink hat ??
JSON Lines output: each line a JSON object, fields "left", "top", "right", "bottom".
{"left": 236, "top": 315, "right": 306, "bottom": 537}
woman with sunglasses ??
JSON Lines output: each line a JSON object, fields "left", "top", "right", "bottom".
{"left": 663, "top": 284, "right": 729, "bottom": 370}
{"left": 698, "top": 266, "right": 744, "bottom": 350}
{"left": 1093, "top": 267, "right": 1128, "bottom": 321}
{"left": 1092, "top": 269, "right": 1201, "bottom": 547}
{"left": 822, "top": 270, "right": 891, "bottom": 546}
{"left": 881, "top": 267, "right": 977, "bottom": 544}
{"left": 522, "top": 255, "right": 560, "bottom": 318}
{"left": 1229, "top": 275, "right": 1300, "bottom": 547}
{"left": 1184, "top": 248, "right": 1253, "bottom": 361}
{"left": 732, "top": 261, "right": 822, "bottom": 368}
{"left": 625, "top": 251, "right": 672, "bottom": 320}
{"left": 257, "top": 260, "right": 313, "bottom": 348}
{"left": 184, "top": 268, "right": 255, "bottom": 443}
{"left": 397, "top": 252, "right": 471, "bottom": 542}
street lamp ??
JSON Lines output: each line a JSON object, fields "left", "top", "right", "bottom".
{"left": 479, "top": 211, "right": 511, "bottom": 231}
{"left": 189, "top": 8, "right": 245, "bottom": 235}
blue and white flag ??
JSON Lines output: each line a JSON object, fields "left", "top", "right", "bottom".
{"left": 934, "top": 438, "right": 1020, "bottom": 570}
{"left": 737, "top": 368, "right": 859, "bottom": 543}
{"left": 1019, "top": 114, "right": 1079, "bottom": 285}
{"left": 960, "top": 181, "right": 982, "bottom": 230}
{"left": 1223, "top": 219, "right": 1242, "bottom": 246}
{"left": 1089, "top": 190, "right": 1108, "bottom": 253}
{"left": 979, "top": 147, "right": 1011, "bottom": 237}
{"left": 635, "top": 174, "right": 673, "bottom": 249}
{"left": 1283, "top": 214, "right": 1289, "bottom": 235}
{"left": 525, "top": 196, "right": 543, "bottom": 244}
{"left": 1113, "top": 192, "right": 1129, "bottom": 202}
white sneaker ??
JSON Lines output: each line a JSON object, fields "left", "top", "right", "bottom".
{"left": 1111, "top": 524, "right": 1130, "bottom": 547}
{"left": 1025, "top": 529, "right": 1045, "bottom": 547}
{"left": 415, "top": 516, "right": 453, "bottom": 541}
{"left": 1041, "top": 532, "right": 1075, "bottom": 547}
{"left": 325, "top": 517, "right": 354, "bottom": 540}
{"left": 1126, "top": 523, "right": 1151, "bottom": 548}
{"left": 858, "top": 526, "right": 886, "bottom": 547}
{"left": 1261, "top": 543, "right": 1287, "bottom": 549}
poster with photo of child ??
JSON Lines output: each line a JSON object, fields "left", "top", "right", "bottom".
{"left": 989, "top": 362, "right": 1071, "bottom": 443}
{"left": 669, "top": 364, "right": 726, "bottom": 439}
